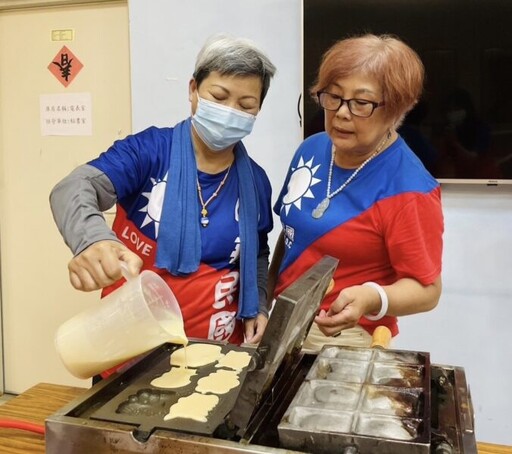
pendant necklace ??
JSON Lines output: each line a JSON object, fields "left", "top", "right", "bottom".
{"left": 312, "top": 131, "right": 391, "bottom": 219}
{"left": 197, "top": 164, "right": 232, "bottom": 227}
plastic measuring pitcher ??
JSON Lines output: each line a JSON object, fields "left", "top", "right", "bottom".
{"left": 55, "top": 266, "right": 187, "bottom": 379}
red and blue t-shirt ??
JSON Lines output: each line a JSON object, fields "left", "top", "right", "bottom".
{"left": 273, "top": 132, "right": 443, "bottom": 336}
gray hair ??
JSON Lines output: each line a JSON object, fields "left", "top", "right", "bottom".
{"left": 193, "top": 34, "right": 276, "bottom": 106}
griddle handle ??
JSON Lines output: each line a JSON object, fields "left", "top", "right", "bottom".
{"left": 454, "top": 368, "right": 475, "bottom": 434}
{"left": 248, "top": 345, "right": 269, "bottom": 371}
{"left": 370, "top": 326, "right": 392, "bottom": 349}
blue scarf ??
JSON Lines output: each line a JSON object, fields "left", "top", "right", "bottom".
{"left": 155, "top": 118, "right": 259, "bottom": 319}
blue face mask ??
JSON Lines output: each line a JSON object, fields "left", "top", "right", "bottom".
{"left": 191, "top": 94, "right": 257, "bottom": 152}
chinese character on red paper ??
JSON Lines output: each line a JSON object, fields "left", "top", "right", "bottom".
{"left": 48, "top": 46, "right": 83, "bottom": 87}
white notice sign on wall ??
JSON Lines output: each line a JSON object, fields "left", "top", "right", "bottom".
{"left": 40, "top": 92, "right": 92, "bottom": 136}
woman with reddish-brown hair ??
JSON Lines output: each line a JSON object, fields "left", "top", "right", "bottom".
{"left": 269, "top": 34, "right": 444, "bottom": 350}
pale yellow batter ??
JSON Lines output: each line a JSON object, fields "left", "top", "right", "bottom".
{"left": 150, "top": 367, "right": 197, "bottom": 389}
{"left": 170, "top": 343, "right": 223, "bottom": 368}
{"left": 159, "top": 344, "right": 250, "bottom": 423}
{"left": 159, "top": 318, "right": 188, "bottom": 346}
{"left": 215, "top": 350, "right": 252, "bottom": 371}
{"left": 195, "top": 369, "right": 240, "bottom": 394}
{"left": 164, "top": 392, "right": 219, "bottom": 422}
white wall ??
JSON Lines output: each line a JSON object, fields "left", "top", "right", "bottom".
{"left": 128, "top": 0, "right": 512, "bottom": 445}
{"left": 395, "top": 184, "right": 512, "bottom": 446}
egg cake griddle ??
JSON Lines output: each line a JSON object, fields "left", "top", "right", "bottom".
{"left": 45, "top": 255, "right": 478, "bottom": 453}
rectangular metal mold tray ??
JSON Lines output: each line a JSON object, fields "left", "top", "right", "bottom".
{"left": 278, "top": 345, "right": 431, "bottom": 454}
{"left": 87, "top": 340, "right": 253, "bottom": 439}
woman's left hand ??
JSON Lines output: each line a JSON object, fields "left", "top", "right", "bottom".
{"left": 244, "top": 313, "right": 268, "bottom": 344}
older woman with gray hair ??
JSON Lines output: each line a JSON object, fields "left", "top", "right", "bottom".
{"left": 50, "top": 34, "right": 276, "bottom": 380}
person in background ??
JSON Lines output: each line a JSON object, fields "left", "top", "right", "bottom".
{"left": 269, "top": 34, "right": 444, "bottom": 351}
{"left": 436, "top": 87, "right": 499, "bottom": 179}
{"left": 444, "top": 87, "right": 491, "bottom": 157}
{"left": 398, "top": 99, "right": 438, "bottom": 175}
{"left": 50, "top": 34, "right": 276, "bottom": 378}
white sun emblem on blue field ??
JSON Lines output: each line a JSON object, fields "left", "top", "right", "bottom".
{"left": 139, "top": 174, "right": 167, "bottom": 237}
{"left": 282, "top": 156, "right": 322, "bottom": 215}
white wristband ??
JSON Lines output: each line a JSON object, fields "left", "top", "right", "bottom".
{"left": 362, "top": 282, "right": 388, "bottom": 321}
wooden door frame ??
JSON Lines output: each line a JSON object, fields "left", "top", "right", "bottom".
{"left": 0, "top": 0, "right": 123, "bottom": 11}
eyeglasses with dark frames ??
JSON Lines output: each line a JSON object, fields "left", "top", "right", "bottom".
{"left": 317, "top": 91, "right": 385, "bottom": 118}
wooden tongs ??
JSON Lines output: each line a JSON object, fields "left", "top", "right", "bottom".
{"left": 370, "top": 325, "right": 392, "bottom": 349}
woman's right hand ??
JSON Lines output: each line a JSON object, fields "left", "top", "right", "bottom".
{"left": 68, "top": 240, "right": 143, "bottom": 291}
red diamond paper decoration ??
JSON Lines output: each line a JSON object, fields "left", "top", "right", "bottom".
{"left": 48, "top": 45, "right": 83, "bottom": 87}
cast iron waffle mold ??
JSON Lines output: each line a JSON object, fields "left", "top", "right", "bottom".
{"left": 89, "top": 341, "right": 253, "bottom": 441}
{"left": 278, "top": 345, "right": 431, "bottom": 454}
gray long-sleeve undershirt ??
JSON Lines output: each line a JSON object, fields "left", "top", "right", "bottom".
{"left": 49, "top": 164, "right": 270, "bottom": 317}
{"left": 50, "top": 164, "right": 120, "bottom": 255}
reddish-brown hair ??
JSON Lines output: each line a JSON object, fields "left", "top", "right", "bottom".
{"left": 310, "top": 34, "right": 424, "bottom": 123}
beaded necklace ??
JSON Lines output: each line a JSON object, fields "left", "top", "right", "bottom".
{"left": 312, "top": 131, "right": 391, "bottom": 219}
{"left": 197, "top": 164, "right": 232, "bottom": 227}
